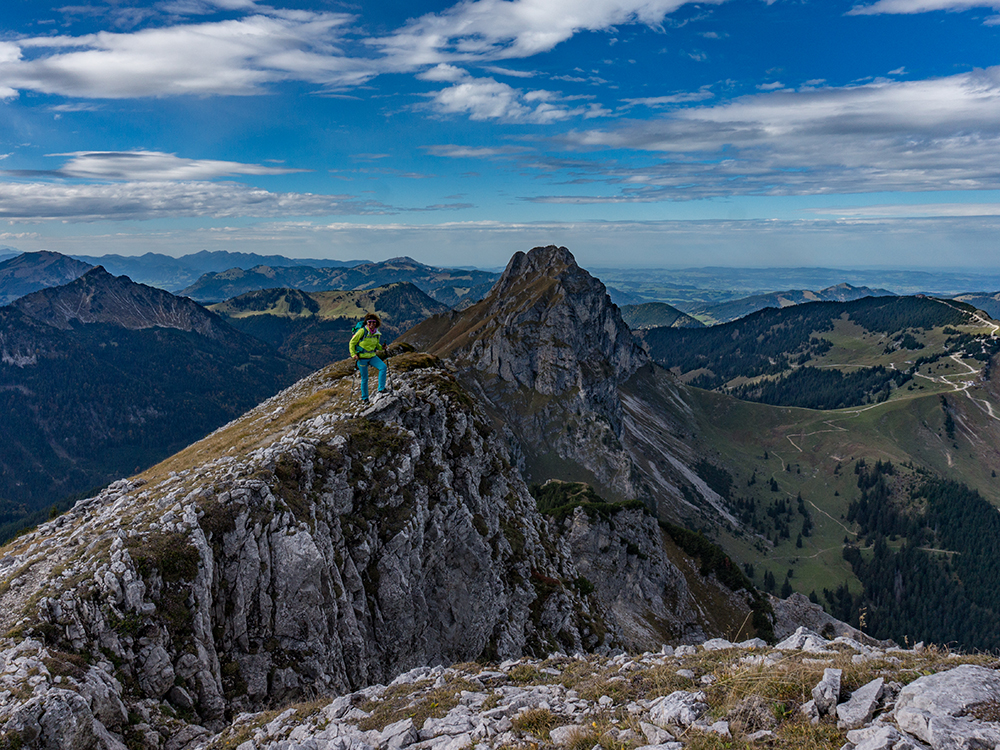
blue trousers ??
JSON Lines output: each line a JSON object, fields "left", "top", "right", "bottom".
{"left": 357, "top": 356, "right": 387, "bottom": 400}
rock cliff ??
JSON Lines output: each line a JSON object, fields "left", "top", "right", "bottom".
{"left": 403, "top": 246, "right": 652, "bottom": 501}
{"left": 0, "top": 351, "right": 757, "bottom": 748}
{"left": 403, "top": 246, "right": 740, "bottom": 524}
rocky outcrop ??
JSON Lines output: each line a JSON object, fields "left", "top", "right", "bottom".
{"left": 403, "top": 246, "right": 651, "bottom": 500}
{"left": 192, "top": 628, "right": 993, "bottom": 750}
{"left": 464, "top": 246, "right": 648, "bottom": 395}
{"left": 402, "top": 246, "right": 744, "bottom": 524}
{"left": 770, "top": 593, "right": 892, "bottom": 646}
{"left": 0, "top": 352, "right": 754, "bottom": 747}
{"left": 560, "top": 506, "right": 705, "bottom": 646}
{"left": 894, "top": 665, "right": 1000, "bottom": 750}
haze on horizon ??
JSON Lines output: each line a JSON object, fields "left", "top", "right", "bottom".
{"left": 2, "top": 0, "right": 1000, "bottom": 270}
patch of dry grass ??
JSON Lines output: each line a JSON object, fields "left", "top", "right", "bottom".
{"left": 355, "top": 677, "right": 483, "bottom": 733}
{"left": 511, "top": 708, "right": 561, "bottom": 739}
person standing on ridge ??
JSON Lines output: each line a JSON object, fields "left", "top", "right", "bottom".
{"left": 350, "top": 313, "right": 388, "bottom": 404}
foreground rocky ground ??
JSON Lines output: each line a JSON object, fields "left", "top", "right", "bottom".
{"left": 201, "top": 627, "right": 999, "bottom": 750}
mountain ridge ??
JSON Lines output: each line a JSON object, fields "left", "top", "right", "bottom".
{"left": 0, "top": 251, "right": 94, "bottom": 305}
{"left": 14, "top": 266, "right": 227, "bottom": 337}
{"left": 0, "top": 348, "right": 762, "bottom": 745}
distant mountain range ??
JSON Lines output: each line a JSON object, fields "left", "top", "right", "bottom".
{"left": 0, "top": 267, "right": 308, "bottom": 531}
{"left": 181, "top": 256, "right": 498, "bottom": 308}
{"left": 692, "top": 283, "right": 895, "bottom": 324}
{"left": 0, "top": 251, "right": 498, "bottom": 311}
{"left": 69, "top": 249, "right": 369, "bottom": 291}
{"left": 210, "top": 283, "right": 449, "bottom": 368}
{"left": 598, "top": 265, "right": 1000, "bottom": 303}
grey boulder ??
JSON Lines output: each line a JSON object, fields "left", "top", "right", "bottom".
{"left": 894, "top": 665, "right": 1000, "bottom": 750}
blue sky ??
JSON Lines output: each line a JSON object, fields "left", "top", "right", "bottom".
{"left": 2, "top": 0, "right": 1000, "bottom": 269}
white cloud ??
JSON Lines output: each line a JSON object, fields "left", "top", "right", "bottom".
{"left": 417, "top": 63, "right": 469, "bottom": 82}
{"left": 0, "top": 181, "right": 392, "bottom": 222}
{"left": 802, "top": 203, "right": 1000, "bottom": 217}
{"left": 50, "top": 102, "right": 103, "bottom": 112}
{"left": 0, "top": 12, "right": 374, "bottom": 98}
{"left": 428, "top": 76, "right": 610, "bottom": 123}
{"left": 552, "top": 67, "right": 1000, "bottom": 198}
{"left": 3, "top": 151, "right": 306, "bottom": 181}
{"left": 425, "top": 144, "right": 527, "bottom": 157}
{"left": 482, "top": 65, "right": 536, "bottom": 78}
{"left": 372, "top": 0, "right": 725, "bottom": 69}
{"left": 622, "top": 89, "right": 715, "bottom": 108}
{"left": 848, "top": 0, "right": 1000, "bottom": 14}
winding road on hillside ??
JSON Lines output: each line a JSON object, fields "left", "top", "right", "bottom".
{"left": 780, "top": 303, "right": 1000, "bottom": 460}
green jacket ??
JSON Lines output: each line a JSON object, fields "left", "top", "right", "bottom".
{"left": 350, "top": 326, "right": 383, "bottom": 359}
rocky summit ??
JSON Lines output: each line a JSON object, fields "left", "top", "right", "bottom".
{"left": 4, "top": 621, "right": 995, "bottom": 750}
{"left": 403, "top": 246, "right": 738, "bottom": 522}
{"left": 404, "top": 246, "right": 656, "bottom": 503}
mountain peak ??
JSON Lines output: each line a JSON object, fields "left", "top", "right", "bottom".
{"left": 0, "top": 250, "right": 93, "bottom": 305}
{"left": 494, "top": 245, "right": 577, "bottom": 291}
{"left": 410, "top": 245, "right": 647, "bottom": 394}
{"left": 402, "top": 246, "right": 649, "bottom": 498}
{"left": 13, "top": 265, "right": 223, "bottom": 336}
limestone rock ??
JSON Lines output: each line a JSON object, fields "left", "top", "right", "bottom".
{"left": 770, "top": 593, "right": 891, "bottom": 646}
{"left": 837, "top": 678, "right": 884, "bottom": 730}
{"left": 640, "top": 721, "right": 674, "bottom": 744}
{"left": 380, "top": 718, "right": 419, "bottom": 749}
{"left": 648, "top": 691, "right": 709, "bottom": 728}
{"left": 775, "top": 626, "right": 835, "bottom": 654}
{"left": 894, "top": 665, "right": 1000, "bottom": 750}
{"left": 813, "top": 668, "right": 843, "bottom": 717}
{"left": 550, "top": 725, "right": 588, "bottom": 746}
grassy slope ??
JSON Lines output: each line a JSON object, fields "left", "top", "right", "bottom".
{"left": 643, "top": 297, "right": 989, "bottom": 391}
{"left": 686, "top": 351, "right": 1000, "bottom": 602}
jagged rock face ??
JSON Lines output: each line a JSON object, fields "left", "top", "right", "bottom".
{"left": 405, "top": 246, "right": 650, "bottom": 498}
{"left": 0, "top": 354, "right": 742, "bottom": 745}
{"left": 462, "top": 246, "right": 647, "bottom": 398}
{"left": 560, "top": 506, "right": 705, "bottom": 645}
{"left": 14, "top": 266, "right": 224, "bottom": 337}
